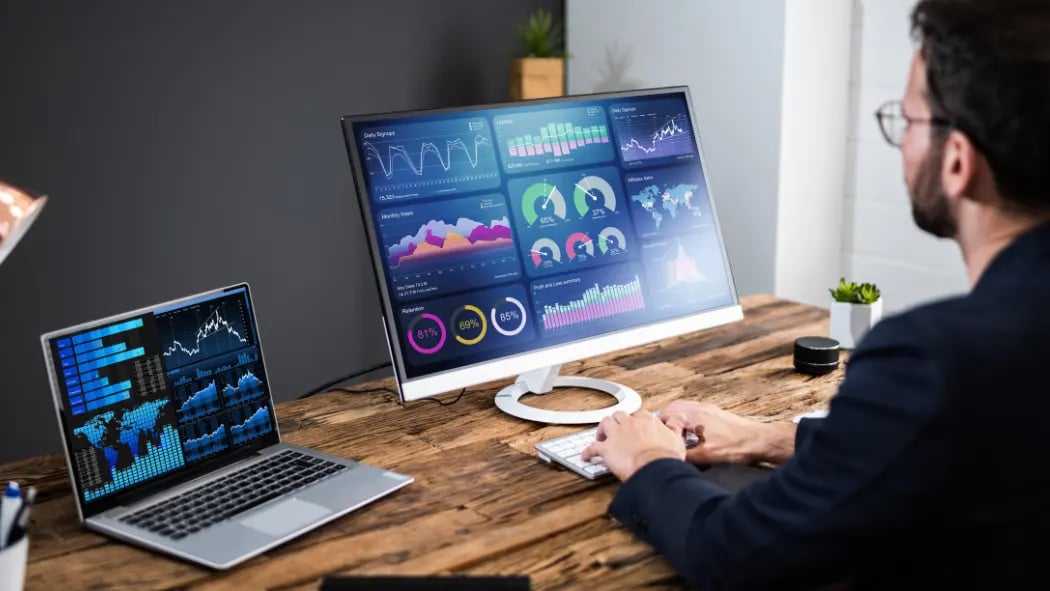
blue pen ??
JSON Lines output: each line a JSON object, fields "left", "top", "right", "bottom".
{"left": 0, "top": 481, "right": 21, "bottom": 549}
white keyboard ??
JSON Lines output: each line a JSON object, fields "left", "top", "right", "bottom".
{"left": 535, "top": 426, "right": 700, "bottom": 480}
{"left": 535, "top": 427, "right": 610, "bottom": 479}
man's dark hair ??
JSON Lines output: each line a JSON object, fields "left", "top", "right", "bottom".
{"left": 911, "top": 0, "right": 1050, "bottom": 213}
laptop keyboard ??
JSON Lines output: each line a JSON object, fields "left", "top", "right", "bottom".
{"left": 119, "top": 449, "right": 346, "bottom": 539}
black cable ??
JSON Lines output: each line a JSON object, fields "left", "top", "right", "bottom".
{"left": 297, "top": 361, "right": 392, "bottom": 399}
{"left": 327, "top": 385, "right": 468, "bottom": 407}
{"left": 416, "top": 387, "right": 467, "bottom": 406}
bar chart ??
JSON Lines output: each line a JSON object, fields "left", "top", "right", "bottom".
{"left": 531, "top": 267, "right": 648, "bottom": 334}
{"left": 493, "top": 105, "right": 614, "bottom": 173}
{"left": 56, "top": 317, "right": 149, "bottom": 416}
{"left": 504, "top": 122, "right": 610, "bottom": 159}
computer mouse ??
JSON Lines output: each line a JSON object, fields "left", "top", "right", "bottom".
{"left": 684, "top": 431, "right": 700, "bottom": 449}
{"left": 653, "top": 409, "right": 700, "bottom": 448}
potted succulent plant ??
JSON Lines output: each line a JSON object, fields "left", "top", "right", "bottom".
{"left": 828, "top": 278, "right": 883, "bottom": 349}
{"left": 509, "top": 8, "right": 566, "bottom": 100}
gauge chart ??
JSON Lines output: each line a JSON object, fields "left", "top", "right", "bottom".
{"left": 573, "top": 174, "right": 618, "bottom": 221}
{"left": 520, "top": 180, "right": 568, "bottom": 227}
{"left": 529, "top": 237, "right": 562, "bottom": 270}
{"left": 509, "top": 166, "right": 625, "bottom": 228}
{"left": 565, "top": 232, "right": 595, "bottom": 261}
{"left": 597, "top": 227, "right": 627, "bottom": 255}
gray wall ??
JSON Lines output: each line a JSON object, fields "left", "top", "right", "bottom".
{"left": 0, "top": 0, "right": 562, "bottom": 462}
{"left": 566, "top": 0, "right": 786, "bottom": 296}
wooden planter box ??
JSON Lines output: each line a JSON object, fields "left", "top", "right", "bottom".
{"left": 509, "top": 57, "right": 565, "bottom": 100}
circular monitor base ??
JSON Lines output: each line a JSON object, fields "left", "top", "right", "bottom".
{"left": 493, "top": 376, "right": 642, "bottom": 424}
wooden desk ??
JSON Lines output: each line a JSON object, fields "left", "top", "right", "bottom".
{"left": 0, "top": 295, "right": 843, "bottom": 590}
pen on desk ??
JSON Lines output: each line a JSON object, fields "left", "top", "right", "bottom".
{"left": 0, "top": 481, "right": 22, "bottom": 549}
{"left": 8, "top": 486, "right": 35, "bottom": 547}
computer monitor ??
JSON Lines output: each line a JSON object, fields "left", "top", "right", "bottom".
{"left": 341, "top": 86, "right": 742, "bottom": 424}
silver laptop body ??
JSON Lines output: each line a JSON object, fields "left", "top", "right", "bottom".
{"left": 41, "top": 283, "right": 412, "bottom": 569}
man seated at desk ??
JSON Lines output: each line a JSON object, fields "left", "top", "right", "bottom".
{"left": 582, "top": 0, "right": 1050, "bottom": 588}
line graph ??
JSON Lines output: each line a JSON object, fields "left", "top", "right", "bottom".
{"left": 611, "top": 98, "right": 696, "bottom": 165}
{"left": 157, "top": 292, "right": 254, "bottom": 369}
{"left": 175, "top": 380, "right": 222, "bottom": 422}
{"left": 221, "top": 368, "right": 266, "bottom": 406}
{"left": 364, "top": 135, "right": 491, "bottom": 178}
{"left": 163, "top": 308, "right": 248, "bottom": 359}
{"left": 228, "top": 404, "right": 272, "bottom": 446}
{"left": 179, "top": 415, "right": 228, "bottom": 463}
{"left": 357, "top": 117, "right": 500, "bottom": 202}
{"left": 620, "top": 116, "right": 688, "bottom": 155}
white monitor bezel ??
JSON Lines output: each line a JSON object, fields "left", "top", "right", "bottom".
{"left": 342, "top": 86, "right": 742, "bottom": 402}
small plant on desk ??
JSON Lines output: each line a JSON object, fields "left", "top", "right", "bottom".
{"left": 828, "top": 278, "right": 883, "bottom": 349}
{"left": 509, "top": 9, "right": 567, "bottom": 100}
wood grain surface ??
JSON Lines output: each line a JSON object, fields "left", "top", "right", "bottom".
{"left": 0, "top": 295, "right": 846, "bottom": 590}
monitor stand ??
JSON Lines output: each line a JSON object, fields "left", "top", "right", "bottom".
{"left": 493, "top": 364, "right": 642, "bottom": 424}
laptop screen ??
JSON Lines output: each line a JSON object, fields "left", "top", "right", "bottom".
{"left": 43, "top": 284, "right": 280, "bottom": 509}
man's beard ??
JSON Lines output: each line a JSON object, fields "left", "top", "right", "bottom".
{"left": 909, "top": 140, "right": 957, "bottom": 238}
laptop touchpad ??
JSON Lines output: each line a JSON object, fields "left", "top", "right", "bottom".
{"left": 241, "top": 498, "right": 332, "bottom": 537}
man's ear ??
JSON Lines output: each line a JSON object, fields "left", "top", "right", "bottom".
{"left": 941, "top": 129, "right": 982, "bottom": 202}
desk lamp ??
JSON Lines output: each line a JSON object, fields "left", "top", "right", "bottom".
{"left": 0, "top": 180, "right": 47, "bottom": 267}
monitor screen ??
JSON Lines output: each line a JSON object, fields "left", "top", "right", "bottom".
{"left": 42, "top": 284, "right": 279, "bottom": 509}
{"left": 342, "top": 88, "right": 738, "bottom": 396}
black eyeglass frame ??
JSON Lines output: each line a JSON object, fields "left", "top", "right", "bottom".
{"left": 874, "top": 99, "right": 952, "bottom": 147}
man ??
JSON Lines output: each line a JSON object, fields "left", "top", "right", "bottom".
{"left": 582, "top": 1, "right": 1050, "bottom": 588}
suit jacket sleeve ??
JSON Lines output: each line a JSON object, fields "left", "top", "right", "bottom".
{"left": 794, "top": 416, "right": 822, "bottom": 452}
{"left": 607, "top": 314, "right": 949, "bottom": 590}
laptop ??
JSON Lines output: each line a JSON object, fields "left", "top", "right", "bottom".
{"left": 40, "top": 283, "right": 413, "bottom": 569}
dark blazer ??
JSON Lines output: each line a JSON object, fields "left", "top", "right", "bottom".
{"left": 609, "top": 223, "right": 1050, "bottom": 590}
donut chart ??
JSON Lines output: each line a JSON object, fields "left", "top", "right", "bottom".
{"left": 407, "top": 313, "right": 447, "bottom": 355}
{"left": 491, "top": 297, "right": 528, "bottom": 336}
{"left": 453, "top": 305, "right": 488, "bottom": 346}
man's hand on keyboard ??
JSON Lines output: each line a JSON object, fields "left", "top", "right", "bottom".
{"left": 581, "top": 410, "right": 687, "bottom": 481}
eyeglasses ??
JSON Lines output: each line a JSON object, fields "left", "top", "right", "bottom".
{"left": 874, "top": 100, "right": 951, "bottom": 147}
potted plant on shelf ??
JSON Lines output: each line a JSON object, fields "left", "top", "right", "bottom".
{"left": 828, "top": 278, "right": 883, "bottom": 349}
{"left": 509, "top": 8, "right": 566, "bottom": 100}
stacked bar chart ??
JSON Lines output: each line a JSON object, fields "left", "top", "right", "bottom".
{"left": 493, "top": 106, "right": 614, "bottom": 172}
{"left": 505, "top": 122, "right": 611, "bottom": 159}
{"left": 539, "top": 275, "right": 646, "bottom": 331}
{"left": 56, "top": 318, "right": 147, "bottom": 415}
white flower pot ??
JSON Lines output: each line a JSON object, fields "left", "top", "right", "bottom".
{"left": 829, "top": 299, "right": 883, "bottom": 349}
